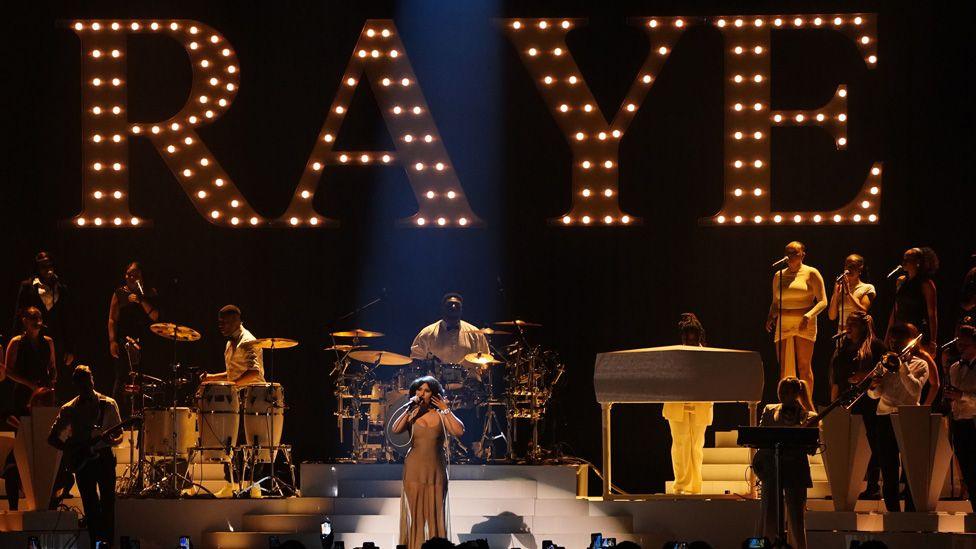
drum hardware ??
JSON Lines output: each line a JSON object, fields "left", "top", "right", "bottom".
{"left": 237, "top": 337, "right": 300, "bottom": 498}
{"left": 138, "top": 322, "right": 211, "bottom": 498}
{"left": 466, "top": 353, "right": 509, "bottom": 462}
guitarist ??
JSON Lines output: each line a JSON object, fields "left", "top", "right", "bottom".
{"left": 48, "top": 365, "right": 122, "bottom": 548}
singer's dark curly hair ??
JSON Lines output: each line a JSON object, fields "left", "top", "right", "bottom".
{"left": 678, "top": 312, "right": 706, "bottom": 346}
{"left": 409, "top": 375, "right": 444, "bottom": 398}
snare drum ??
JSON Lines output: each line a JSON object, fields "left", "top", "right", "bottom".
{"left": 143, "top": 407, "right": 198, "bottom": 457}
{"left": 240, "top": 383, "right": 285, "bottom": 463}
{"left": 195, "top": 381, "right": 240, "bottom": 462}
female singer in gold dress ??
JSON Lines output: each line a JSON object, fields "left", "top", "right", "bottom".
{"left": 765, "top": 241, "right": 827, "bottom": 404}
{"left": 391, "top": 376, "right": 464, "bottom": 549}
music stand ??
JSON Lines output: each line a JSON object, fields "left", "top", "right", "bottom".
{"left": 738, "top": 426, "right": 820, "bottom": 549}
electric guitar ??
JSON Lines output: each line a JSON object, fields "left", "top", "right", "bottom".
{"left": 63, "top": 416, "right": 141, "bottom": 473}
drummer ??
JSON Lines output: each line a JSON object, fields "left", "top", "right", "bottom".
{"left": 203, "top": 305, "right": 265, "bottom": 386}
{"left": 410, "top": 293, "right": 489, "bottom": 378}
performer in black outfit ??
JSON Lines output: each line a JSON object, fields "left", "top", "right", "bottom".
{"left": 828, "top": 311, "right": 887, "bottom": 500}
{"left": 888, "top": 247, "right": 939, "bottom": 355}
{"left": 107, "top": 262, "right": 159, "bottom": 412}
{"left": 48, "top": 365, "right": 122, "bottom": 549}
{"left": 13, "top": 251, "right": 74, "bottom": 400}
{"left": 3, "top": 306, "right": 56, "bottom": 413}
{"left": 945, "top": 326, "right": 976, "bottom": 512}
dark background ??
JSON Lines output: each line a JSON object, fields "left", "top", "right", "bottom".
{"left": 3, "top": 0, "right": 973, "bottom": 493}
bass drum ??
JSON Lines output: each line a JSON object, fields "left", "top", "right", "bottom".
{"left": 382, "top": 389, "right": 412, "bottom": 458}
{"left": 195, "top": 381, "right": 240, "bottom": 462}
{"left": 144, "top": 407, "right": 198, "bottom": 457}
{"left": 241, "top": 383, "right": 285, "bottom": 463}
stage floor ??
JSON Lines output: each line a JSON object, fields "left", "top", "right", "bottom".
{"left": 3, "top": 463, "right": 976, "bottom": 549}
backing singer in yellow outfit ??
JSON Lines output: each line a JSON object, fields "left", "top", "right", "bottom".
{"left": 663, "top": 313, "right": 712, "bottom": 495}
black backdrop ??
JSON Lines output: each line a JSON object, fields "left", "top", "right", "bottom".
{"left": 3, "top": 0, "right": 974, "bottom": 493}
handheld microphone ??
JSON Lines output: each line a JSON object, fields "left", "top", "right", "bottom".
{"left": 136, "top": 280, "right": 145, "bottom": 297}
{"left": 832, "top": 330, "right": 849, "bottom": 341}
{"left": 887, "top": 265, "right": 905, "bottom": 279}
{"left": 771, "top": 256, "right": 789, "bottom": 269}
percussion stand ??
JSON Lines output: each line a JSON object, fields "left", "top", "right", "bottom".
{"left": 157, "top": 328, "right": 201, "bottom": 497}
{"left": 239, "top": 342, "right": 299, "bottom": 498}
{"left": 477, "top": 364, "right": 509, "bottom": 462}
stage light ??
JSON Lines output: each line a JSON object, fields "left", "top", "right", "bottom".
{"left": 302, "top": 190, "right": 312, "bottom": 199}
{"left": 734, "top": 188, "right": 743, "bottom": 196}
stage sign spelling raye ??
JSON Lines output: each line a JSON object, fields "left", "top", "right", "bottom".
{"left": 66, "top": 15, "right": 879, "bottom": 229}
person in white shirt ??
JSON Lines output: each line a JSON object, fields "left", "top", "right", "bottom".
{"left": 410, "top": 293, "right": 489, "bottom": 376}
{"left": 867, "top": 323, "right": 930, "bottom": 512}
{"left": 828, "top": 254, "right": 876, "bottom": 333}
{"left": 203, "top": 304, "right": 265, "bottom": 385}
{"left": 662, "top": 313, "right": 712, "bottom": 495}
{"left": 945, "top": 325, "right": 976, "bottom": 511}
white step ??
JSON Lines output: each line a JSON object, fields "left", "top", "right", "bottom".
{"left": 533, "top": 515, "right": 632, "bottom": 534}
{"left": 243, "top": 514, "right": 327, "bottom": 533}
{"left": 204, "top": 531, "right": 645, "bottom": 549}
{"left": 715, "top": 431, "right": 739, "bottom": 448}
{"left": 202, "top": 531, "right": 321, "bottom": 549}
{"left": 701, "top": 463, "right": 751, "bottom": 482}
{"left": 666, "top": 480, "right": 752, "bottom": 495}
{"left": 460, "top": 533, "right": 647, "bottom": 549}
{"left": 336, "top": 479, "right": 537, "bottom": 499}
{"left": 329, "top": 514, "right": 534, "bottom": 534}
{"left": 702, "top": 447, "right": 751, "bottom": 464}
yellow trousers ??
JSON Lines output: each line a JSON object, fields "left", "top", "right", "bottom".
{"left": 665, "top": 406, "right": 710, "bottom": 494}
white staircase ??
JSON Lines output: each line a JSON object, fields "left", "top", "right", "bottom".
{"left": 203, "top": 464, "right": 646, "bottom": 549}
{"left": 665, "top": 430, "right": 829, "bottom": 498}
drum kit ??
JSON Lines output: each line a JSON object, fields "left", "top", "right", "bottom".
{"left": 331, "top": 319, "right": 566, "bottom": 463}
{"left": 117, "top": 322, "right": 299, "bottom": 498}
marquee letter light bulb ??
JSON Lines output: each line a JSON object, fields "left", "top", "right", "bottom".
{"left": 705, "top": 12, "right": 881, "bottom": 226}
{"left": 69, "top": 19, "right": 261, "bottom": 227}
{"left": 277, "top": 20, "right": 482, "bottom": 228}
{"left": 502, "top": 17, "right": 692, "bottom": 226}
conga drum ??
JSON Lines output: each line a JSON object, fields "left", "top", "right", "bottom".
{"left": 240, "top": 383, "right": 285, "bottom": 463}
{"left": 143, "top": 407, "right": 197, "bottom": 457}
{"left": 195, "top": 381, "right": 240, "bottom": 462}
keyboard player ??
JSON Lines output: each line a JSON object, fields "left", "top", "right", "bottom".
{"left": 661, "top": 313, "right": 712, "bottom": 495}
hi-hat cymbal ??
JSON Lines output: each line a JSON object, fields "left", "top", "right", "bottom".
{"left": 331, "top": 329, "right": 385, "bottom": 338}
{"left": 150, "top": 322, "right": 202, "bottom": 342}
{"left": 247, "top": 337, "right": 299, "bottom": 350}
{"left": 464, "top": 352, "right": 502, "bottom": 366}
{"left": 323, "top": 344, "right": 367, "bottom": 352}
{"left": 474, "top": 327, "right": 511, "bottom": 336}
{"left": 348, "top": 350, "right": 413, "bottom": 366}
{"left": 494, "top": 319, "right": 542, "bottom": 328}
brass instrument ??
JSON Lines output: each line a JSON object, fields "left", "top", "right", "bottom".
{"left": 805, "top": 333, "right": 924, "bottom": 427}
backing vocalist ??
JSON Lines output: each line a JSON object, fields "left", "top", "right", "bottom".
{"left": 765, "top": 241, "right": 827, "bottom": 404}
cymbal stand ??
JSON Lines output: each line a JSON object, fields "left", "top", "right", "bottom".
{"left": 478, "top": 364, "right": 509, "bottom": 462}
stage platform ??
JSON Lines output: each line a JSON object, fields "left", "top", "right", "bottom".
{"left": 3, "top": 463, "right": 976, "bottom": 548}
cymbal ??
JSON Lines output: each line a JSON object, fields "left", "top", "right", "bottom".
{"left": 323, "top": 344, "right": 367, "bottom": 352}
{"left": 150, "top": 322, "right": 202, "bottom": 342}
{"left": 331, "top": 329, "right": 385, "bottom": 338}
{"left": 494, "top": 319, "right": 542, "bottom": 328}
{"left": 464, "top": 352, "right": 502, "bottom": 366}
{"left": 474, "top": 327, "right": 511, "bottom": 336}
{"left": 247, "top": 337, "right": 299, "bottom": 350}
{"left": 348, "top": 349, "right": 413, "bottom": 366}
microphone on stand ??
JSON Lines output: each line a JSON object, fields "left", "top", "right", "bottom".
{"left": 771, "top": 256, "right": 789, "bottom": 269}
{"left": 832, "top": 330, "right": 849, "bottom": 341}
{"left": 887, "top": 265, "right": 905, "bottom": 279}
{"left": 136, "top": 280, "right": 145, "bottom": 297}
{"left": 942, "top": 338, "right": 960, "bottom": 351}
{"left": 835, "top": 270, "right": 850, "bottom": 283}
